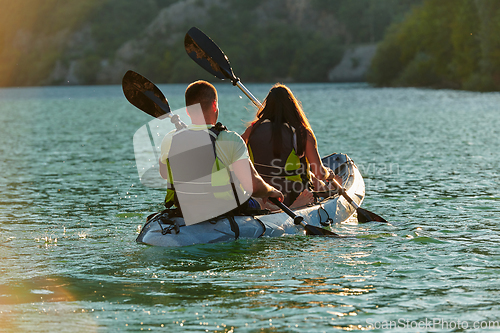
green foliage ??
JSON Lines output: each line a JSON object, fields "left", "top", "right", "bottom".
{"left": 475, "top": 0, "right": 500, "bottom": 84}
{"left": 88, "top": 0, "right": 178, "bottom": 58}
{"left": 0, "top": 0, "right": 99, "bottom": 86}
{"left": 0, "top": 0, "right": 421, "bottom": 86}
{"left": 449, "top": 0, "right": 481, "bottom": 83}
{"left": 394, "top": 52, "right": 440, "bottom": 87}
{"left": 369, "top": 0, "right": 500, "bottom": 91}
{"left": 75, "top": 55, "right": 101, "bottom": 84}
{"left": 130, "top": 3, "right": 346, "bottom": 84}
{"left": 312, "top": 0, "right": 422, "bottom": 43}
{"left": 366, "top": 25, "right": 404, "bottom": 86}
{"left": 137, "top": 39, "right": 214, "bottom": 84}
{"left": 289, "top": 33, "right": 343, "bottom": 82}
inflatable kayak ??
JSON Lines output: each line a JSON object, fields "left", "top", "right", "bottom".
{"left": 136, "top": 153, "right": 365, "bottom": 247}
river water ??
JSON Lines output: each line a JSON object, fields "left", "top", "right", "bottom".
{"left": 1, "top": 83, "right": 499, "bottom": 332}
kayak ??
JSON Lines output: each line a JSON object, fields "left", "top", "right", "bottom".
{"left": 136, "top": 153, "right": 365, "bottom": 247}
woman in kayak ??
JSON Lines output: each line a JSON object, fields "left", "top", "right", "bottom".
{"left": 241, "top": 83, "right": 340, "bottom": 207}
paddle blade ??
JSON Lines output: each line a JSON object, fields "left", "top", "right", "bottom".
{"left": 304, "top": 225, "right": 344, "bottom": 238}
{"left": 185, "top": 27, "right": 237, "bottom": 82}
{"left": 122, "top": 70, "right": 170, "bottom": 118}
{"left": 356, "top": 207, "right": 388, "bottom": 223}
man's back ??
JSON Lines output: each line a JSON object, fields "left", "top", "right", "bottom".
{"left": 160, "top": 124, "right": 250, "bottom": 224}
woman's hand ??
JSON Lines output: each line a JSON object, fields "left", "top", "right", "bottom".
{"left": 325, "top": 175, "right": 343, "bottom": 190}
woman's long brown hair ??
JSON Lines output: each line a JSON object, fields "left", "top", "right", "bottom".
{"left": 249, "top": 83, "right": 312, "bottom": 157}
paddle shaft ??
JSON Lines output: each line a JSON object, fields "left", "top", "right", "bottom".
{"left": 167, "top": 113, "right": 186, "bottom": 131}
{"left": 269, "top": 197, "right": 346, "bottom": 237}
{"left": 235, "top": 81, "right": 261, "bottom": 107}
{"left": 269, "top": 197, "right": 304, "bottom": 226}
{"left": 329, "top": 179, "right": 360, "bottom": 209}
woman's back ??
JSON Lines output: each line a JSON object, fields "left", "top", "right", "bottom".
{"left": 243, "top": 83, "right": 337, "bottom": 206}
{"left": 247, "top": 121, "right": 310, "bottom": 205}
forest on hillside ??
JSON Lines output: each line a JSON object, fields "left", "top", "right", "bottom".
{"left": 0, "top": 0, "right": 420, "bottom": 87}
{"left": 368, "top": 0, "right": 500, "bottom": 91}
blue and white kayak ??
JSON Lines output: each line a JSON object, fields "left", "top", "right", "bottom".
{"left": 136, "top": 153, "right": 365, "bottom": 247}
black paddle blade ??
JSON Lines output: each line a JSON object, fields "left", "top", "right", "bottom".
{"left": 305, "top": 225, "right": 345, "bottom": 238}
{"left": 122, "top": 70, "right": 170, "bottom": 118}
{"left": 356, "top": 207, "right": 388, "bottom": 223}
{"left": 185, "top": 27, "right": 237, "bottom": 82}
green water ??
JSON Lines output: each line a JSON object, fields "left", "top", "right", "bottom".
{"left": 1, "top": 83, "right": 500, "bottom": 332}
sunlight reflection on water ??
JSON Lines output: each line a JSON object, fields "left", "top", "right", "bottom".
{"left": 1, "top": 84, "right": 500, "bottom": 331}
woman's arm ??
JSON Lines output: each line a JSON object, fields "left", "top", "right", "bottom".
{"left": 304, "top": 131, "right": 331, "bottom": 181}
{"left": 241, "top": 125, "right": 252, "bottom": 143}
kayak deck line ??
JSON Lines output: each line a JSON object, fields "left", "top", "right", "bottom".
{"left": 136, "top": 153, "right": 365, "bottom": 247}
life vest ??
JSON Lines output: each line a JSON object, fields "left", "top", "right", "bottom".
{"left": 247, "top": 121, "right": 311, "bottom": 206}
{"left": 164, "top": 123, "right": 241, "bottom": 224}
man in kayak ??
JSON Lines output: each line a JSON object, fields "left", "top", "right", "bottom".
{"left": 159, "top": 80, "right": 283, "bottom": 225}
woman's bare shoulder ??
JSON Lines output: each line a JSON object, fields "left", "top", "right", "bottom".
{"left": 241, "top": 125, "right": 253, "bottom": 142}
{"left": 305, "top": 129, "right": 318, "bottom": 144}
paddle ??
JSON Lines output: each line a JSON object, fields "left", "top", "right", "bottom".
{"left": 185, "top": 27, "right": 261, "bottom": 107}
{"left": 184, "top": 27, "right": 389, "bottom": 224}
{"left": 269, "top": 198, "right": 345, "bottom": 237}
{"left": 122, "top": 70, "right": 186, "bottom": 130}
{"left": 328, "top": 179, "right": 388, "bottom": 223}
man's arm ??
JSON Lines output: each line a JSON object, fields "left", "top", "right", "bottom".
{"left": 232, "top": 158, "right": 283, "bottom": 202}
{"left": 159, "top": 158, "right": 169, "bottom": 180}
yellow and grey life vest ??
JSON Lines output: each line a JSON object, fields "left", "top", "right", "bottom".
{"left": 247, "top": 121, "right": 311, "bottom": 206}
{"left": 164, "top": 123, "right": 241, "bottom": 213}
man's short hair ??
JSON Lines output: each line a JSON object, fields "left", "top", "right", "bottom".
{"left": 185, "top": 80, "right": 217, "bottom": 112}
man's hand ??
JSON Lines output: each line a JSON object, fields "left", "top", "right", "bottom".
{"left": 261, "top": 186, "right": 284, "bottom": 204}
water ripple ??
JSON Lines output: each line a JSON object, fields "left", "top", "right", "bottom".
{"left": 1, "top": 84, "right": 500, "bottom": 331}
